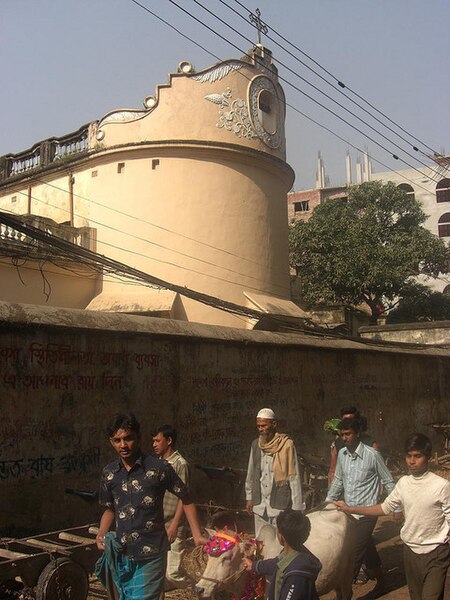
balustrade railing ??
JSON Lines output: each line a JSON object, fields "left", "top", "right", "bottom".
{"left": 0, "top": 213, "right": 96, "bottom": 253}
{"left": 0, "top": 123, "right": 93, "bottom": 183}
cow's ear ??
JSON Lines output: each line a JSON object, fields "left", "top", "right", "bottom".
{"left": 205, "top": 528, "right": 216, "bottom": 538}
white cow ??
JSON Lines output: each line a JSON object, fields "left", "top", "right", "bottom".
{"left": 196, "top": 505, "right": 355, "bottom": 600}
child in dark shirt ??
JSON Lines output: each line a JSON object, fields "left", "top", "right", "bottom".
{"left": 243, "top": 509, "right": 321, "bottom": 600}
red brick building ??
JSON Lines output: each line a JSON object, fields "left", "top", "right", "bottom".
{"left": 287, "top": 186, "right": 348, "bottom": 224}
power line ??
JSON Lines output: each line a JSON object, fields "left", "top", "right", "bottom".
{"left": 3, "top": 212, "right": 448, "bottom": 350}
{"left": 5, "top": 203, "right": 449, "bottom": 347}
{"left": 230, "top": 0, "right": 441, "bottom": 158}
{"left": 32, "top": 177, "right": 289, "bottom": 288}
{"left": 221, "top": 0, "right": 435, "bottom": 162}
{"left": 163, "top": 0, "right": 443, "bottom": 183}
{"left": 11, "top": 188, "right": 290, "bottom": 298}
{"left": 0, "top": 211, "right": 299, "bottom": 324}
{"left": 188, "top": 0, "right": 443, "bottom": 180}
{"left": 127, "top": 0, "right": 442, "bottom": 195}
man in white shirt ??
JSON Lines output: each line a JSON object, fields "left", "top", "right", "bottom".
{"left": 245, "top": 408, "right": 304, "bottom": 538}
{"left": 335, "top": 433, "right": 450, "bottom": 600}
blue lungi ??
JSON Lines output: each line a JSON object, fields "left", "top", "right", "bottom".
{"left": 96, "top": 533, "right": 167, "bottom": 600}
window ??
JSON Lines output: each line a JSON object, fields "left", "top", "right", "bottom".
{"left": 152, "top": 159, "right": 160, "bottom": 170}
{"left": 436, "top": 178, "right": 450, "bottom": 203}
{"left": 258, "top": 90, "right": 276, "bottom": 134}
{"left": 294, "top": 200, "right": 309, "bottom": 212}
{"left": 398, "top": 183, "right": 415, "bottom": 200}
{"left": 117, "top": 162, "right": 125, "bottom": 174}
{"left": 438, "top": 213, "right": 450, "bottom": 237}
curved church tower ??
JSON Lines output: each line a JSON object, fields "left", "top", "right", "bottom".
{"left": 0, "top": 46, "right": 304, "bottom": 328}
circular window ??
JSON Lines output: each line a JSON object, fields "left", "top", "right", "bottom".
{"left": 248, "top": 76, "right": 283, "bottom": 148}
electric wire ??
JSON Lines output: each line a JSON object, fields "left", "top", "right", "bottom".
{"left": 127, "top": 0, "right": 444, "bottom": 196}
{"left": 4, "top": 206, "right": 450, "bottom": 347}
{"left": 0, "top": 211, "right": 297, "bottom": 324}
{"left": 11, "top": 189, "right": 290, "bottom": 297}
{"left": 0, "top": 253, "right": 253, "bottom": 325}
{"left": 230, "top": 0, "right": 441, "bottom": 158}
{"left": 3, "top": 211, "right": 449, "bottom": 350}
{"left": 163, "top": 0, "right": 443, "bottom": 183}
{"left": 188, "top": 0, "right": 444, "bottom": 181}
{"left": 32, "top": 176, "right": 289, "bottom": 287}
{"left": 221, "top": 0, "right": 436, "bottom": 162}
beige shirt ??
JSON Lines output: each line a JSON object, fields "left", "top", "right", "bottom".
{"left": 163, "top": 450, "right": 190, "bottom": 523}
{"left": 381, "top": 470, "right": 450, "bottom": 554}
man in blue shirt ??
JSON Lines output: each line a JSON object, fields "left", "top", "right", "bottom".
{"left": 326, "top": 416, "right": 395, "bottom": 599}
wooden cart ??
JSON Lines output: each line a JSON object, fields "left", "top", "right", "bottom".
{"left": 0, "top": 524, "right": 100, "bottom": 599}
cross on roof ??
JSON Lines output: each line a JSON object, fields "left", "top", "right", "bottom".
{"left": 249, "top": 8, "right": 268, "bottom": 45}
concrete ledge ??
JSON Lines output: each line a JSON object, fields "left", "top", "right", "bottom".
{"left": 1, "top": 301, "right": 449, "bottom": 356}
{"left": 360, "top": 320, "right": 450, "bottom": 333}
{"left": 359, "top": 321, "right": 450, "bottom": 346}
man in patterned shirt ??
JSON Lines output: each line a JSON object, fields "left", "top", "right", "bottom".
{"left": 96, "top": 413, "right": 208, "bottom": 600}
{"left": 152, "top": 424, "right": 191, "bottom": 590}
{"left": 326, "top": 416, "right": 396, "bottom": 599}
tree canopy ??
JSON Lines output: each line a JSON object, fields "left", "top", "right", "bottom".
{"left": 289, "top": 181, "right": 450, "bottom": 321}
{"left": 387, "top": 283, "right": 450, "bottom": 323}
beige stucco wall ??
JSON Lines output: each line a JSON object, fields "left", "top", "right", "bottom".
{"left": 1, "top": 301, "right": 449, "bottom": 534}
{"left": 0, "top": 50, "right": 297, "bottom": 328}
{"left": 0, "top": 259, "right": 101, "bottom": 308}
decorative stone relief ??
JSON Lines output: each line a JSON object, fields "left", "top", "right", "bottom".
{"left": 205, "top": 88, "right": 257, "bottom": 140}
{"left": 248, "top": 75, "right": 283, "bottom": 149}
{"left": 192, "top": 61, "right": 244, "bottom": 84}
{"left": 96, "top": 101, "right": 157, "bottom": 141}
{"left": 99, "top": 110, "right": 149, "bottom": 128}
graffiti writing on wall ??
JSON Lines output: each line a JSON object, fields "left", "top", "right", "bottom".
{"left": 0, "top": 447, "right": 101, "bottom": 480}
{"left": 0, "top": 343, "right": 161, "bottom": 391}
{"left": 0, "top": 344, "right": 161, "bottom": 370}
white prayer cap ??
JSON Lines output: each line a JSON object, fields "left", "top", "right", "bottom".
{"left": 256, "top": 408, "right": 276, "bottom": 420}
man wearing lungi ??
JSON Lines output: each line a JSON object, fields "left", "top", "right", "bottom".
{"left": 96, "top": 413, "right": 207, "bottom": 600}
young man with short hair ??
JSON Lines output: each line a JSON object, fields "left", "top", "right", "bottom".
{"left": 152, "top": 424, "right": 191, "bottom": 589}
{"left": 243, "top": 509, "right": 321, "bottom": 600}
{"left": 336, "top": 433, "right": 450, "bottom": 600}
{"left": 96, "top": 413, "right": 207, "bottom": 600}
{"left": 325, "top": 416, "right": 396, "bottom": 598}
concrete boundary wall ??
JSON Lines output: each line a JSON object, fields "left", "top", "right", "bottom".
{"left": 1, "top": 301, "right": 449, "bottom": 534}
{"left": 360, "top": 320, "right": 450, "bottom": 345}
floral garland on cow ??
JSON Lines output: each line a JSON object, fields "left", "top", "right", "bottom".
{"left": 203, "top": 530, "right": 265, "bottom": 600}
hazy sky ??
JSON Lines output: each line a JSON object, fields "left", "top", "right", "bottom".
{"left": 1, "top": 0, "right": 449, "bottom": 189}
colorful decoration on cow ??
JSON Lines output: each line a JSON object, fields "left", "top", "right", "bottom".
{"left": 203, "top": 531, "right": 240, "bottom": 557}
{"left": 203, "top": 529, "right": 265, "bottom": 600}
{"left": 237, "top": 568, "right": 265, "bottom": 600}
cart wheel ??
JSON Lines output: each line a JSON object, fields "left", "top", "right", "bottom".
{"left": 35, "top": 558, "right": 89, "bottom": 600}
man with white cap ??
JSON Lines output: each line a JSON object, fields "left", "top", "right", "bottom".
{"left": 245, "top": 408, "right": 304, "bottom": 538}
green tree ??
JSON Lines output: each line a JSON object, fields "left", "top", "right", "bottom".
{"left": 387, "top": 282, "right": 450, "bottom": 323}
{"left": 289, "top": 181, "right": 450, "bottom": 322}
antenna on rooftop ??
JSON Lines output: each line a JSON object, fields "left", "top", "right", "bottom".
{"left": 249, "top": 8, "right": 268, "bottom": 45}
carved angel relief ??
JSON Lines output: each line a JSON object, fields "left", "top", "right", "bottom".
{"left": 191, "top": 61, "right": 244, "bottom": 84}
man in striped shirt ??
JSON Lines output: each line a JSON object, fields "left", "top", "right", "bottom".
{"left": 326, "top": 416, "right": 395, "bottom": 599}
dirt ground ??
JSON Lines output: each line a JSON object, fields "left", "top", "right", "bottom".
{"left": 87, "top": 515, "right": 449, "bottom": 599}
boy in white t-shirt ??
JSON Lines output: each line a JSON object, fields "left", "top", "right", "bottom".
{"left": 335, "top": 433, "right": 450, "bottom": 600}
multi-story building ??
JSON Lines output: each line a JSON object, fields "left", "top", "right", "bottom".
{"left": 288, "top": 154, "right": 450, "bottom": 292}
